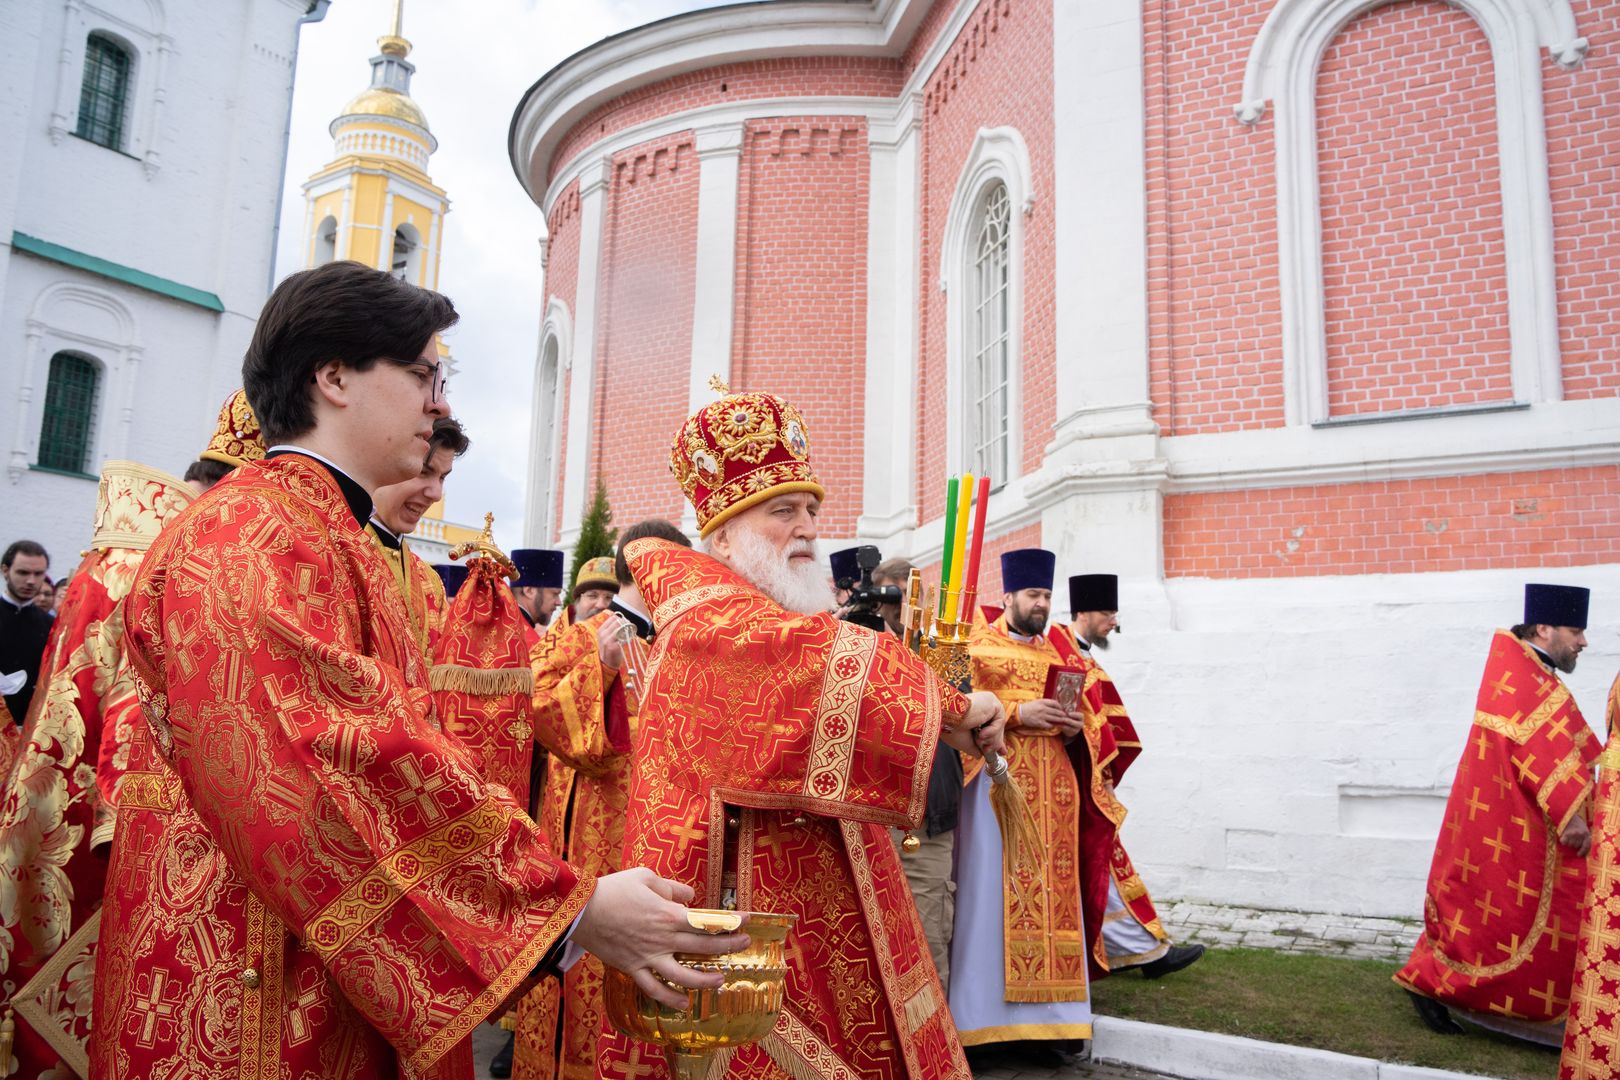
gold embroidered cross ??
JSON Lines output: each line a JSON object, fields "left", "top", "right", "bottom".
{"left": 1474, "top": 730, "right": 1492, "bottom": 760}
{"left": 1464, "top": 786, "right": 1490, "bottom": 821}
{"left": 1513, "top": 754, "right": 1542, "bottom": 785}
{"left": 131, "top": 968, "right": 181, "bottom": 1048}
{"left": 1482, "top": 827, "right": 1512, "bottom": 864}
{"left": 1529, "top": 978, "right": 1565, "bottom": 1014}
{"left": 1489, "top": 670, "right": 1516, "bottom": 699}
{"left": 1508, "top": 869, "right": 1537, "bottom": 906}
{"left": 1473, "top": 889, "right": 1504, "bottom": 926}
{"left": 1442, "top": 907, "right": 1470, "bottom": 938}
{"left": 1456, "top": 848, "right": 1481, "bottom": 883}
{"left": 1486, "top": 994, "right": 1517, "bottom": 1017}
{"left": 389, "top": 754, "right": 457, "bottom": 825}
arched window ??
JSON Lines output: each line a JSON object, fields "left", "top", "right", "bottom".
{"left": 391, "top": 224, "right": 421, "bottom": 283}
{"left": 77, "top": 32, "right": 132, "bottom": 150}
{"left": 314, "top": 215, "right": 338, "bottom": 265}
{"left": 37, "top": 352, "right": 100, "bottom": 474}
{"left": 967, "top": 182, "right": 1012, "bottom": 482}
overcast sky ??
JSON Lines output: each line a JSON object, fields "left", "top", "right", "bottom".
{"left": 274, "top": 0, "right": 728, "bottom": 552}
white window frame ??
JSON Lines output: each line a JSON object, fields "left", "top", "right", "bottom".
{"left": 49, "top": 0, "right": 172, "bottom": 177}
{"left": 1235, "top": 0, "right": 1586, "bottom": 425}
{"left": 10, "top": 282, "right": 140, "bottom": 482}
{"left": 525, "top": 297, "right": 572, "bottom": 545}
{"left": 941, "top": 126, "right": 1033, "bottom": 487}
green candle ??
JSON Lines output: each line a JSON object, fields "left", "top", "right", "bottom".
{"left": 939, "top": 475, "right": 959, "bottom": 618}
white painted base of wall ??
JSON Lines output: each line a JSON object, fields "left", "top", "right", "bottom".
{"left": 1105, "top": 563, "right": 1620, "bottom": 918}
{"left": 1093, "top": 1016, "right": 1486, "bottom": 1080}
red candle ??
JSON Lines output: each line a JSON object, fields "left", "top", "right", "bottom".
{"left": 962, "top": 474, "right": 991, "bottom": 599}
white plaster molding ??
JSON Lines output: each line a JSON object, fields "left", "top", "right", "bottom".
{"left": 1049, "top": 0, "right": 1157, "bottom": 462}
{"left": 556, "top": 157, "right": 611, "bottom": 548}
{"left": 1236, "top": 0, "right": 1573, "bottom": 424}
{"left": 857, "top": 90, "right": 923, "bottom": 548}
{"left": 12, "top": 282, "right": 141, "bottom": 481}
{"left": 898, "top": 396, "right": 1620, "bottom": 564}
{"left": 939, "top": 126, "right": 1032, "bottom": 486}
{"left": 49, "top": 0, "right": 169, "bottom": 165}
{"left": 541, "top": 96, "right": 899, "bottom": 217}
{"left": 525, "top": 296, "right": 572, "bottom": 545}
{"left": 377, "top": 189, "right": 396, "bottom": 272}
{"left": 509, "top": 0, "right": 933, "bottom": 200}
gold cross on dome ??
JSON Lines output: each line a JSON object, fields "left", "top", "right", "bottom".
{"left": 708, "top": 374, "right": 732, "bottom": 395}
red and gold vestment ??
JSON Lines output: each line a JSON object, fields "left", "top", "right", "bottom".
{"left": 1396, "top": 629, "right": 1598, "bottom": 1024}
{"left": 1047, "top": 627, "right": 1168, "bottom": 975}
{"left": 597, "top": 538, "right": 970, "bottom": 1079}
{"left": 514, "top": 609, "right": 635, "bottom": 1079}
{"left": 88, "top": 455, "right": 592, "bottom": 1078}
{"left": 1560, "top": 669, "right": 1620, "bottom": 1077}
{"left": 431, "top": 555, "right": 535, "bottom": 807}
{"left": 367, "top": 524, "right": 448, "bottom": 661}
{"left": 967, "top": 615, "right": 1090, "bottom": 999}
{"left": 0, "top": 461, "right": 194, "bottom": 1078}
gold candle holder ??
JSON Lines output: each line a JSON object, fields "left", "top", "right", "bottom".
{"left": 604, "top": 909, "right": 796, "bottom": 1080}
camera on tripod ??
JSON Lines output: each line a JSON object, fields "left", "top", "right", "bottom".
{"left": 833, "top": 545, "right": 902, "bottom": 632}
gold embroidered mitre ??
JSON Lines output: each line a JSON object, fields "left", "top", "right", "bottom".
{"left": 198, "top": 388, "right": 266, "bottom": 468}
{"left": 90, "top": 460, "right": 196, "bottom": 552}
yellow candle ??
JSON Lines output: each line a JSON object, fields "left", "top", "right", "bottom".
{"left": 945, "top": 473, "right": 974, "bottom": 621}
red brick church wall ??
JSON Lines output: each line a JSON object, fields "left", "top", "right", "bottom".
{"left": 591, "top": 133, "right": 700, "bottom": 524}
{"left": 730, "top": 117, "right": 871, "bottom": 537}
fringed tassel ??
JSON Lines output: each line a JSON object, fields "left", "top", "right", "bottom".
{"left": 0, "top": 1007, "right": 14, "bottom": 1074}
{"left": 986, "top": 755, "right": 1044, "bottom": 875}
{"left": 429, "top": 665, "right": 534, "bottom": 696}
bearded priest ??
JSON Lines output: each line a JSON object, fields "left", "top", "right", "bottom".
{"left": 1396, "top": 583, "right": 1598, "bottom": 1045}
{"left": 88, "top": 261, "right": 746, "bottom": 1078}
{"left": 596, "top": 383, "right": 1007, "bottom": 1079}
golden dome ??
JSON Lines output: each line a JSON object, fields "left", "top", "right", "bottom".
{"left": 339, "top": 86, "right": 429, "bottom": 131}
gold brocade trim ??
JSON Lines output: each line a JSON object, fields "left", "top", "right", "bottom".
{"left": 762, "top": 1008, "right": 863, "bottom": 1080}
{"left": 802, "top": 624, "right": 877, "bottom": 804}
{"left": 1599, "top": 748, "right": 1620, "bottom": 771}
{"left": 89, "top": 460, "right": 195, "bottom": 552}
{"left": 958, "top": 1021, "right": 1094, "bottom": 1047}
{"left": 1539, "top": 747, "right": 1594, "bottom": 813}
{"left": 1475, "top": 685, "right": 1573, "bottom": 746}
{"left": 238, "top": 895, "right": 286, "bottom": 1080}
{"left": 115, "top": 770, "right": 180, "bottom": 812}
{"left": 428, "top": 664, "right": 534, "bottom": 696}
{"left": 10, "top": 908, "right": 99, "bottom": 1078}
{"left": 1431, "top": 828, "right": 1558, "bottom": 980}
{"left": 405, "top": 872, "right": 596, "bottom": 1075}
{"left": 305, "top": 798, "right": 513, "bottom": 961}
{"left": 651, "top": 582, "right": 753, "bottom": 631}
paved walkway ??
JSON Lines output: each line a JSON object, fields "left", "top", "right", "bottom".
{"left": 1160, "top": 899, "right": 1420, "bottom": 962}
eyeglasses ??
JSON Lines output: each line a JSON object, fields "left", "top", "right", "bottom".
{"left": 388, "top": 356, "right": 448, "bottom": 403}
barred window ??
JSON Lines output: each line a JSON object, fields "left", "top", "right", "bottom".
{"left": 968, "top": 182, "right": 1011, "bottom": 484}
{"left": 38, "top": 353, "right": 100, "bottom": 474}
{"left": 76, "top": 33, "right": 132, "bottom": 150}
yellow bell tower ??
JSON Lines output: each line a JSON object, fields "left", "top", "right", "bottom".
{"left": 301, "top": 0, "right": 447, "bottom": 290}
{"left": 300, "top": 1, "right": 479, "bottom": 561}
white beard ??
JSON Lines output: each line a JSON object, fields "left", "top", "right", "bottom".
{"left": 721, "top": 524, "right": 835, "bottom": 614}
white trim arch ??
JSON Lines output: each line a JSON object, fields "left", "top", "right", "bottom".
{"left": 1234, "top": 0, "right": 1582, "bottom": 424}
{"left": 941, "top": 126, "right": 1034, "bottom": 486}
{"left": 12, "top": 283, "right": 141, "bottom": 482}
{"left": 526, "top": 297, "right": 572, "bottom": 544}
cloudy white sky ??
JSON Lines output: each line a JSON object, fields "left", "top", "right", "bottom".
{"left": 273, "top": 0, "right": 729, "bottom": 551}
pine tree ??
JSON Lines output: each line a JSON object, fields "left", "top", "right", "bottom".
{"left": 566, "top": 475, "right": 617, "bottom": 604}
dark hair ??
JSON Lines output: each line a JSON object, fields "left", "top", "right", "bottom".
{"left": 182, "top": 458, "right": 234, "bottom": 488}
{"left": 429, "top": 415, "right": 470, "bottom": 459}
{"left": 615, "top": 519, "right": 692, "bottom": 585}
{"left": 243, "top": 261, "right": 458, "bottom": 444}
{"left": 2, "top": 540, "right": 48, "bottom": 570}
{"left": 1510, "top": 623, "right": 1537, "bottom": 640}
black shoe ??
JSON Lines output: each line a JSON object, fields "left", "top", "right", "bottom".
{"left": 1406, "top": 990, "right": 1464, "bottom": 1035}
{"left": 1138, "top": 943, "right": 1206, "bottom": 979}
{"left": 489, "top": 1031, "right": 515, "bottom": 1078}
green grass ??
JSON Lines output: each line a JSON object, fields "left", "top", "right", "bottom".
{"left": 1089, "top": 947, "right": 1558, "bottom": 1079}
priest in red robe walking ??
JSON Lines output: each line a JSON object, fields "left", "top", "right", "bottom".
{"left": 598, "top": 381, "right": 1007, "bottom": 1079}
{"left": 1396, "top": 583, "right": 1597, "bottom": 1045}
{"left": 1564, "top": 663, "right": 1620, "bottom": 1077}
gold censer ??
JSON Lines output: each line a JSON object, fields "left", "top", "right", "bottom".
{"left": 604, "top": 908, "right": 796, "bottom": 1079}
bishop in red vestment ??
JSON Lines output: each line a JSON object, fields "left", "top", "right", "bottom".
{"left": 1398, "top": 584, "right": 1597, "bottom": 1044}
{"left": 598, "top": 384, "right": 1005, "bottom": 1079}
